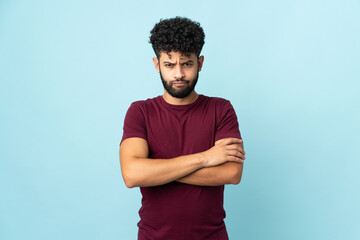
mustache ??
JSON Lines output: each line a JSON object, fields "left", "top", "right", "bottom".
{"left": 170, "top": 79, "right": 190, "bottom": 84}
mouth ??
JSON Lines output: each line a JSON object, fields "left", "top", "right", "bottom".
{"left": 171, "top": 80, "right": 189, "bottom": 87}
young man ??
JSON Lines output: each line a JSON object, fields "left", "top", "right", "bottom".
{"left": 120, "top": 17, "right": 245, "bottom": 240}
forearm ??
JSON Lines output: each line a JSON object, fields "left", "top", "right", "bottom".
{"left": 122, "top": 153, "right": 204, "bottom": 188}
{"left": 120, "top": 137, "right": 244, "bottom": 188}
{"left": 176, "top": 162, "right": 243, "bottom": 186}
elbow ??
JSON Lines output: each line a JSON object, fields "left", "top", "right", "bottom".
{"left": 122, "top": 172, "right": 139, "bottom": 188}
{"left": 230, "top": 167, "right": 243, "bottom": 185}
{"left": 231, "top": 175, "right": 242, "bottom": 185}
{"left": 124, "top": 178, "right": 136, "bottom": 188}
{"left": 120, "top": 162, "right": 141, "bottom": 188}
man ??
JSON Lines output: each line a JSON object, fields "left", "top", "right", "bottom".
{"left": 119, "top": 17, "right": 246, "bottom": 240}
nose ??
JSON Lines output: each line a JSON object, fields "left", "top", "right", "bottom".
{"left": 174, "top": 65, "right": 185, "bottom": 80}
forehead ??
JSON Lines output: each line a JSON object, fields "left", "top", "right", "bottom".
{"left": 159, "top": 51, "right": 197, "bottom": 61}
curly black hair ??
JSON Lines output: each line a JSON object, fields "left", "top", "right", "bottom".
{"left": 149, "top": 17, "right": 205, "bottom": 58}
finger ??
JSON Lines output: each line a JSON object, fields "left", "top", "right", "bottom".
{"left": 217, "top": 138, "right": 242, "bottom": 146}
{"left": 225, "top": 144, "right": 241, "bottom": 150}
{"left": 228, "top": 150, "right": 246, "bottom": 160}
{"left": 239, "top": 147, "right": 245, "bottom": 155}
{"left": 226, "top": 144, "right": 245, "bottom": 155}
{"left": 223, "top": 138, "right": 242, "bottom": 145}
{"left": 236, "top": 153, "right": 246, "bottom": 160}
{"left": 235, "top": 143, "right": 246, "bottom": 155}
{"left": 235, "top": 151, "right": 245, "bottom": 160}
{"left": 227, "top": 156, "right": 244, "bottom": 163}
{"left": 215, "top": 138, "right": 226, "bottom": 146}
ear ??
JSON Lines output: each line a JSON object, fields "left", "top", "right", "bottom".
{"left": 153, "top": 57, "right": 160, "bottom": 73}
{"left": 197, "top": 55, "right": 204, "bottom": 72}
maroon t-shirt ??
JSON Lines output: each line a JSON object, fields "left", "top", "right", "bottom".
{"left": 121, "top": 94, "right": 241, "bottom": 240}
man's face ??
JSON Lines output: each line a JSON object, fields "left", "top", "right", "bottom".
{"left": 153, "top": 51, "right": 204, "bottom": 99}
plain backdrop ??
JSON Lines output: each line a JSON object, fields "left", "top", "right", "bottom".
{"left": 1, "top": 0, "right": 359, "bottom": 239}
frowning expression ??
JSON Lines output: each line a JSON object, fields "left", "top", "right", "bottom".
{"left": 153, "top": 51, "right": 204, "bottom": 98}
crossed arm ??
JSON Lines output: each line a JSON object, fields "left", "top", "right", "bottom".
{"left": 119, "top": 137, "right": 245, "bottom": 188}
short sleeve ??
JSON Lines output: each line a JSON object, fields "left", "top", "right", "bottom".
{"left": 215, "top": 100, "right": 242, "bottom": 142}
{"left": 120, "top": 102, "right": 147, "bottom": 145}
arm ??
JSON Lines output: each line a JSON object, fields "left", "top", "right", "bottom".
{"left": 119, "top": 137, "right": 244, "bottom": 188}
{"left": 176, "top": 138, "right": 245, "bottom": 186}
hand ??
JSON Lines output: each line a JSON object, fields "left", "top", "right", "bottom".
{"left": 200, "top": 138, "right": 246, "bottom": 168}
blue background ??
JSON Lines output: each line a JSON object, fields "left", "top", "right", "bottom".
{"left": 1, "top": 0, "right": 359, "bottom": 239}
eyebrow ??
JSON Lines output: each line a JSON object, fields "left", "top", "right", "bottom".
{"left": 163, "top": 61, "right": 175, "bottom": 64}
{"left": 162, "top": 60, "right": 194, "bottom": 64}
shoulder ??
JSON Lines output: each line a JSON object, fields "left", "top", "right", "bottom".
{"left": 128, "top": 96, "right": 162, "bottom": 111}
{"left": 200, "top": 95, "right": 232, "bottom": 108}
{"left": 200, "top": 95, "right": 238, "bottom": 121}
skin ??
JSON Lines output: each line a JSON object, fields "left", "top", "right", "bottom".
{"left": 119, "top": 51, "right": 246, "bottom": 188}
{"left": 153, "top": 51, "right": 204, "bottom": 105}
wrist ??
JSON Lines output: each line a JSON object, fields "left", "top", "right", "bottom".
{"left": 196, "top": 152, "right": 207, "bottom": 168}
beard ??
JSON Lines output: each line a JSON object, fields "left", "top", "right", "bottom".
{"left": 160, "top": 70, "right": 199, "bottom": 99}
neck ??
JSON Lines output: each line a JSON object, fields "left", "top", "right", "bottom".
{"left": 162, "top": 91, "right": 199, "bottom": 105}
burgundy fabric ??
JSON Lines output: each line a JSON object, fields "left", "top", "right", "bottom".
{"left": 121, "top": 94, "right": 241, "bottom": 240}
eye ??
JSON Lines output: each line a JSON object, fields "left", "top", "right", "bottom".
{"left": 164, "top": 63, "right": 173, "bottom": 67}
{"left": 183, "top": 63, "right": 193, "bottom": 67}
